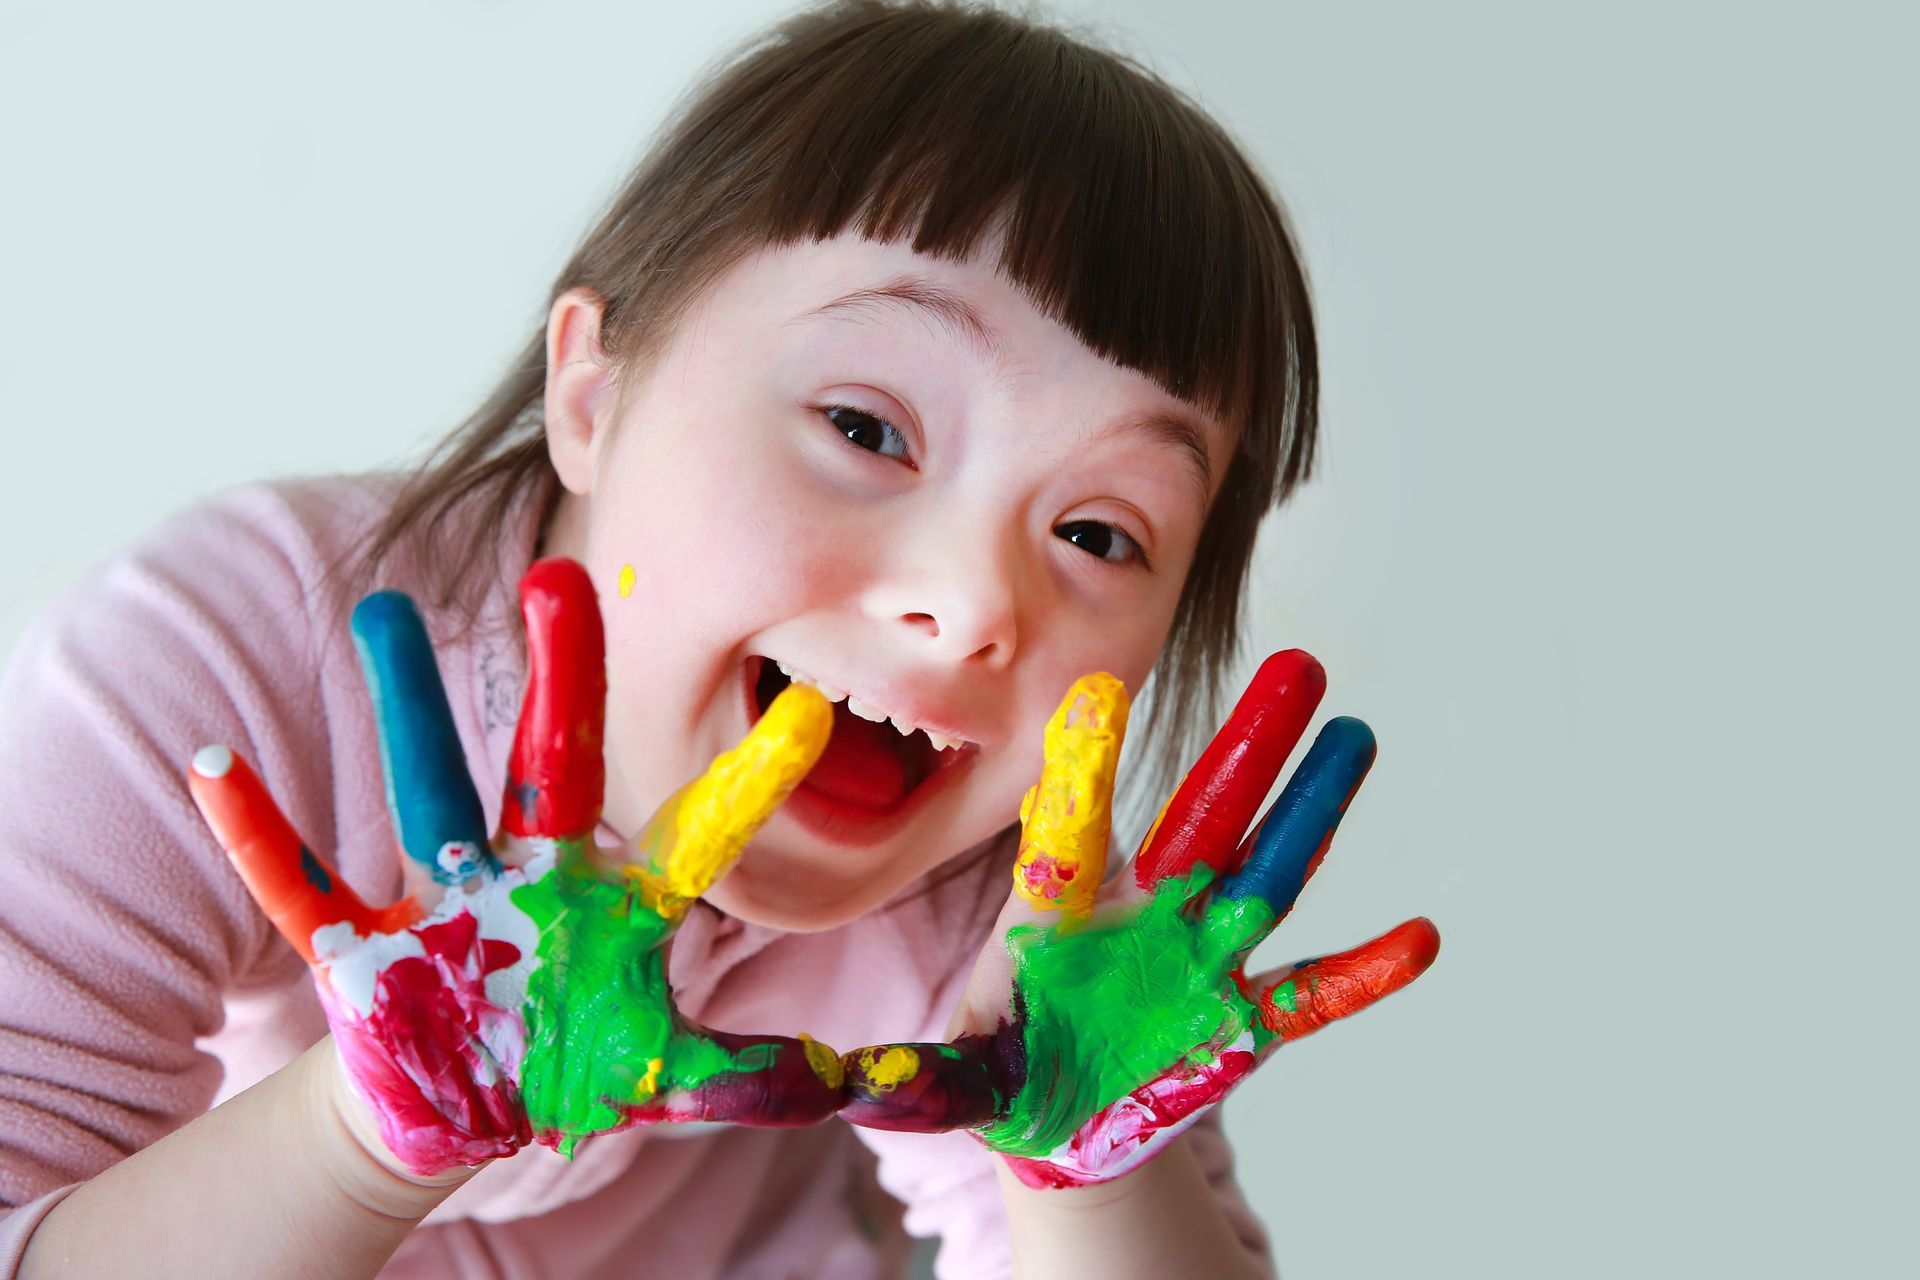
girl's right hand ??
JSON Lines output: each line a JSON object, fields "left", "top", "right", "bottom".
{"left": 187, "top": 559, "right": 848, "bottom": 1177}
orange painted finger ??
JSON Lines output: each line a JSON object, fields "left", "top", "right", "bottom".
{"left": 1012, "top": 674, "right": 1129, "bottom": 921}
{"left": 1133, "top": 649, "right": 1325, "bottom": 891}
{"left": 1251, "top": 917, "right": 1440, "bottom": 1045}
{"left": 188, "top": 744, "right": 421, "bottom": 964}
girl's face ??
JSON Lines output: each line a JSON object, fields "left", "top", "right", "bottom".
{"left": 541, "top": 231, "right": 1231, "bottom": 931}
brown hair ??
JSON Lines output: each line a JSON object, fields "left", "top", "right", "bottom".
{"left": 352, "top": 0, "right": 1318, "bottom": 831}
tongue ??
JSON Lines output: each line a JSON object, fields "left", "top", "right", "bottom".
{"left": 800, "top": 706, "right": 910, "bottom": 809}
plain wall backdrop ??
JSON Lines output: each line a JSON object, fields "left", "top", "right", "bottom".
{"left": 1, "top": 1, "right": 1911, "bottom": 1275}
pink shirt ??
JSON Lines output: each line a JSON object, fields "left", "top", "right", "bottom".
{"left": 0, "top": 476, "right": 1274, "bottom": 1278}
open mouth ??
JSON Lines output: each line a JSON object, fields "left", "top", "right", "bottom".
{"left": 743, "top": 655, "right": 978, "bottom": 842}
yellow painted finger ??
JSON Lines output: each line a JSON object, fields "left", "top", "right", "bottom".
{"left": 629, "top": 684, "right": 832, "bottom": 919}
{"left": 1012, "top": 673, "right": 1130, "bottom": 921}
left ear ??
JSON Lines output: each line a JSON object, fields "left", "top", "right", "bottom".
{"left": 543, "top": 286, "right": 618, "bottom": 496}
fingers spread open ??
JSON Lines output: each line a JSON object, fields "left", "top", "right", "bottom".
{"left": 1012, "top": 674, "right": 1129, "bottom": 921}
{"left": 1133, "top": 649, "right": 1325, "bottom": 891}
{"left": 839, "top": 1033, "right": 1015, "bottom": 1133}
{"left": 501, "top": 559, "right": 606, "bottom": 844}
{"left": 1217, "top": 715, "right": 1375, "bottom": 919}
{"left": 629, "top": 683, "right": 832, "bottom": 919}
{"left": 352, "top": 590, "right": 493, "bottom": 886}
{"left": 1252, "top": 916, "right": 1440, "bottom": 1046}
{"left": 188, "top": 745, "right": 421, "bottom": 963}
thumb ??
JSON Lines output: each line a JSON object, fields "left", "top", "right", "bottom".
{"left": 838, "top": 1025, "right": 1023, "bottom": 1134}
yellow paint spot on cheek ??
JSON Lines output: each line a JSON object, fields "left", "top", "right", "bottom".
{"left": 856, "top": 1045, "right": 920, "bottom": 1093}
{"left": 798, "top": 1033, "right": 844, "bottom": 1089}
{"left": 617, "top": 564, "right": 635, "bottom": 598}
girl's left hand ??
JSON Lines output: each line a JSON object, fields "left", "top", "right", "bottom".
{"left": 837, "top": 650, "right": 1440, "bottom": 1188}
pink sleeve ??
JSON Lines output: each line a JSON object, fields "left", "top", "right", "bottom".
{"left": 0, "top": 487, "right": 343, "bottom": 1268}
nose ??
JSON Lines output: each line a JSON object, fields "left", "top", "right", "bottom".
{"left": 866, "top": 524, "right": 1021, "bottom": 669}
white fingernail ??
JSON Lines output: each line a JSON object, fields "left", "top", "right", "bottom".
{"left": 192, "top": 744, "right": 234, "bottom": 778}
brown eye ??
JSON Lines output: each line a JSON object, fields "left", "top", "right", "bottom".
{"left": 1054, "top": 520, "right": 1144, "bottom": 566}
{"left": 824, "top": 405, "right": 911, "bottom": 461}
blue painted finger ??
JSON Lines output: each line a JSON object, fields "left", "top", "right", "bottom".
{"left": 1217, "top": 716, "right": 1375, "bottom": 916}
{"left": 351, "top": 590, "right": 493, "bottom": 885}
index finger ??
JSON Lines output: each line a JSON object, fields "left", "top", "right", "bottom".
{"left": 628, "top": 683, "right": 833, "bottom": 920}
{"left": 1010, "top": 673, "right": 1129, "bottom": 923}
{"left": 353, "top": 590, "right": 493, "bottom": 886}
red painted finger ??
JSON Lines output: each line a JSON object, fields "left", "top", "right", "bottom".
{"left": 1133, "top": 649, "right": 1326, "bottom": 890}
{"left": 187, "top": 745, "right": 421, "bottom": 964}
{"left": 501, "top": 558, "right": 607, "bottom": 841}
{"left": 1252, "top": 917, "right": 1440, "bottom": 1044}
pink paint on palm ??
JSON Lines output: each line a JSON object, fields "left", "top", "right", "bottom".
{"left": 319, "top": 905, "right": 533, "bottom": 1172}
{"left": 997, "top": 1044, "right": 1258, "bottom": 1189}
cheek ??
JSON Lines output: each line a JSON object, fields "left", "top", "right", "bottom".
{"left": 589, "top": 420, "right": 853, "bottom": 628}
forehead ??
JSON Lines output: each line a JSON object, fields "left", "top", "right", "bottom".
{"left": 691, "top": 232, "right": 1234, "bottom": 493}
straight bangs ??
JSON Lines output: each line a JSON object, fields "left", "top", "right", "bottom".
{"left": 620, "top": 0, "right": 1312, "bottom": 479}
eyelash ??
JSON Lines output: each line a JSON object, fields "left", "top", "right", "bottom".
{"left": 816, "top": 403, "right": 1152, "bottom": 571}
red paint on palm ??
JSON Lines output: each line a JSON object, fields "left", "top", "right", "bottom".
{"left": 503, "top": 559, "right": 607, "bottom": 839}
{"left": 325, "top": 909, "right": 532, "bottom": 1171}
{"left": 1257, "top": 917, "right": 1440, "bottom": 1042}
{"left": 998, "top": 1048, "right": 1257, "bottom": 1189}
{"left": 1133, "top": 649, "right": 1326, "bottom": 889}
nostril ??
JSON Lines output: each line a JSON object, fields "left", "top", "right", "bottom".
{"left": 901, "top": 612, "right": 940, "bottom": 637}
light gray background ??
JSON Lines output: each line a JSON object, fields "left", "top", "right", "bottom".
{"left": 2, "top": 2, "right": 1911, "bottom": 1276}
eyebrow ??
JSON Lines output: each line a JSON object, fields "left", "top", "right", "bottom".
{"left": 790, "top": 273, "right": 1217, "bottom": 506}
{"left": 791, "top": 275, "right": 1009, "bottom": 367}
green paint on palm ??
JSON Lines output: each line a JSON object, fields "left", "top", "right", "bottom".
{"left": 980, "top": 867, "right": 1275, "bottom": 1159}
{"left": 512, "top": 842, "right": 751, "bottom": 1157}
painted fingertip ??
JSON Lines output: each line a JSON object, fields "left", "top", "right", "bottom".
{"left": 1253, "top": 648, "right": 1328, "bottom": 703}
{"left": 759, "top": 682, "right": 834, "bottom": 758}
{"left": 1259, "top": 915, "right": 1441, "bottom": 1041}
{"left": 1219, "top": 715, "right": 1377, "bottom": 906}
{"left": 349, "top": 588, "right": 421, "bottom": 644}
{"left": 520, "top": 556, "right": 596, "bottom": 609}
{"left": 522, "top": 556, "right": 595, "bottom": 594}
{"left": 1387, "top": 916, "right": 1443, "bottom": 973}
{"left": 191, "top": 744, "right": 235, "bottom": 779}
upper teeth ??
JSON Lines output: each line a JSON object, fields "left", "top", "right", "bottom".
{"left": 773, "top": 660, "right": 970, "bottom": 752}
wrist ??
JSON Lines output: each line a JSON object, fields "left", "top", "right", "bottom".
{"left": 990, "top": 1132, "right": 1176, "bottom": 1212}
{"left": 295, "top": 1037, "right": 486, "bottom": 1221}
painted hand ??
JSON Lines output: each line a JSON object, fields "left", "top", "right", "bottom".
{"left": 187, "top": 559, "right": 848, "bottom": 1176}
{"left": 838, "top": 651, "right": 1440, "bottom": 1188}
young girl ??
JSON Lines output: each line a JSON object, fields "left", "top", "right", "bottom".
{"left": 0, "top": 2, "right": 1434, "bottom": 1276}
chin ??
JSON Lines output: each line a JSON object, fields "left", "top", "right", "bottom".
{"left": 699, "top": 827, "right": 901, "bottom": 933}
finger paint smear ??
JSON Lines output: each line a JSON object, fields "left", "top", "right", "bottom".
{"left": 512, "top": 838, "right": 762, "bottom": 1156}
{"left": 982, "top": 865, "right": 1277, "bottom": 1160}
